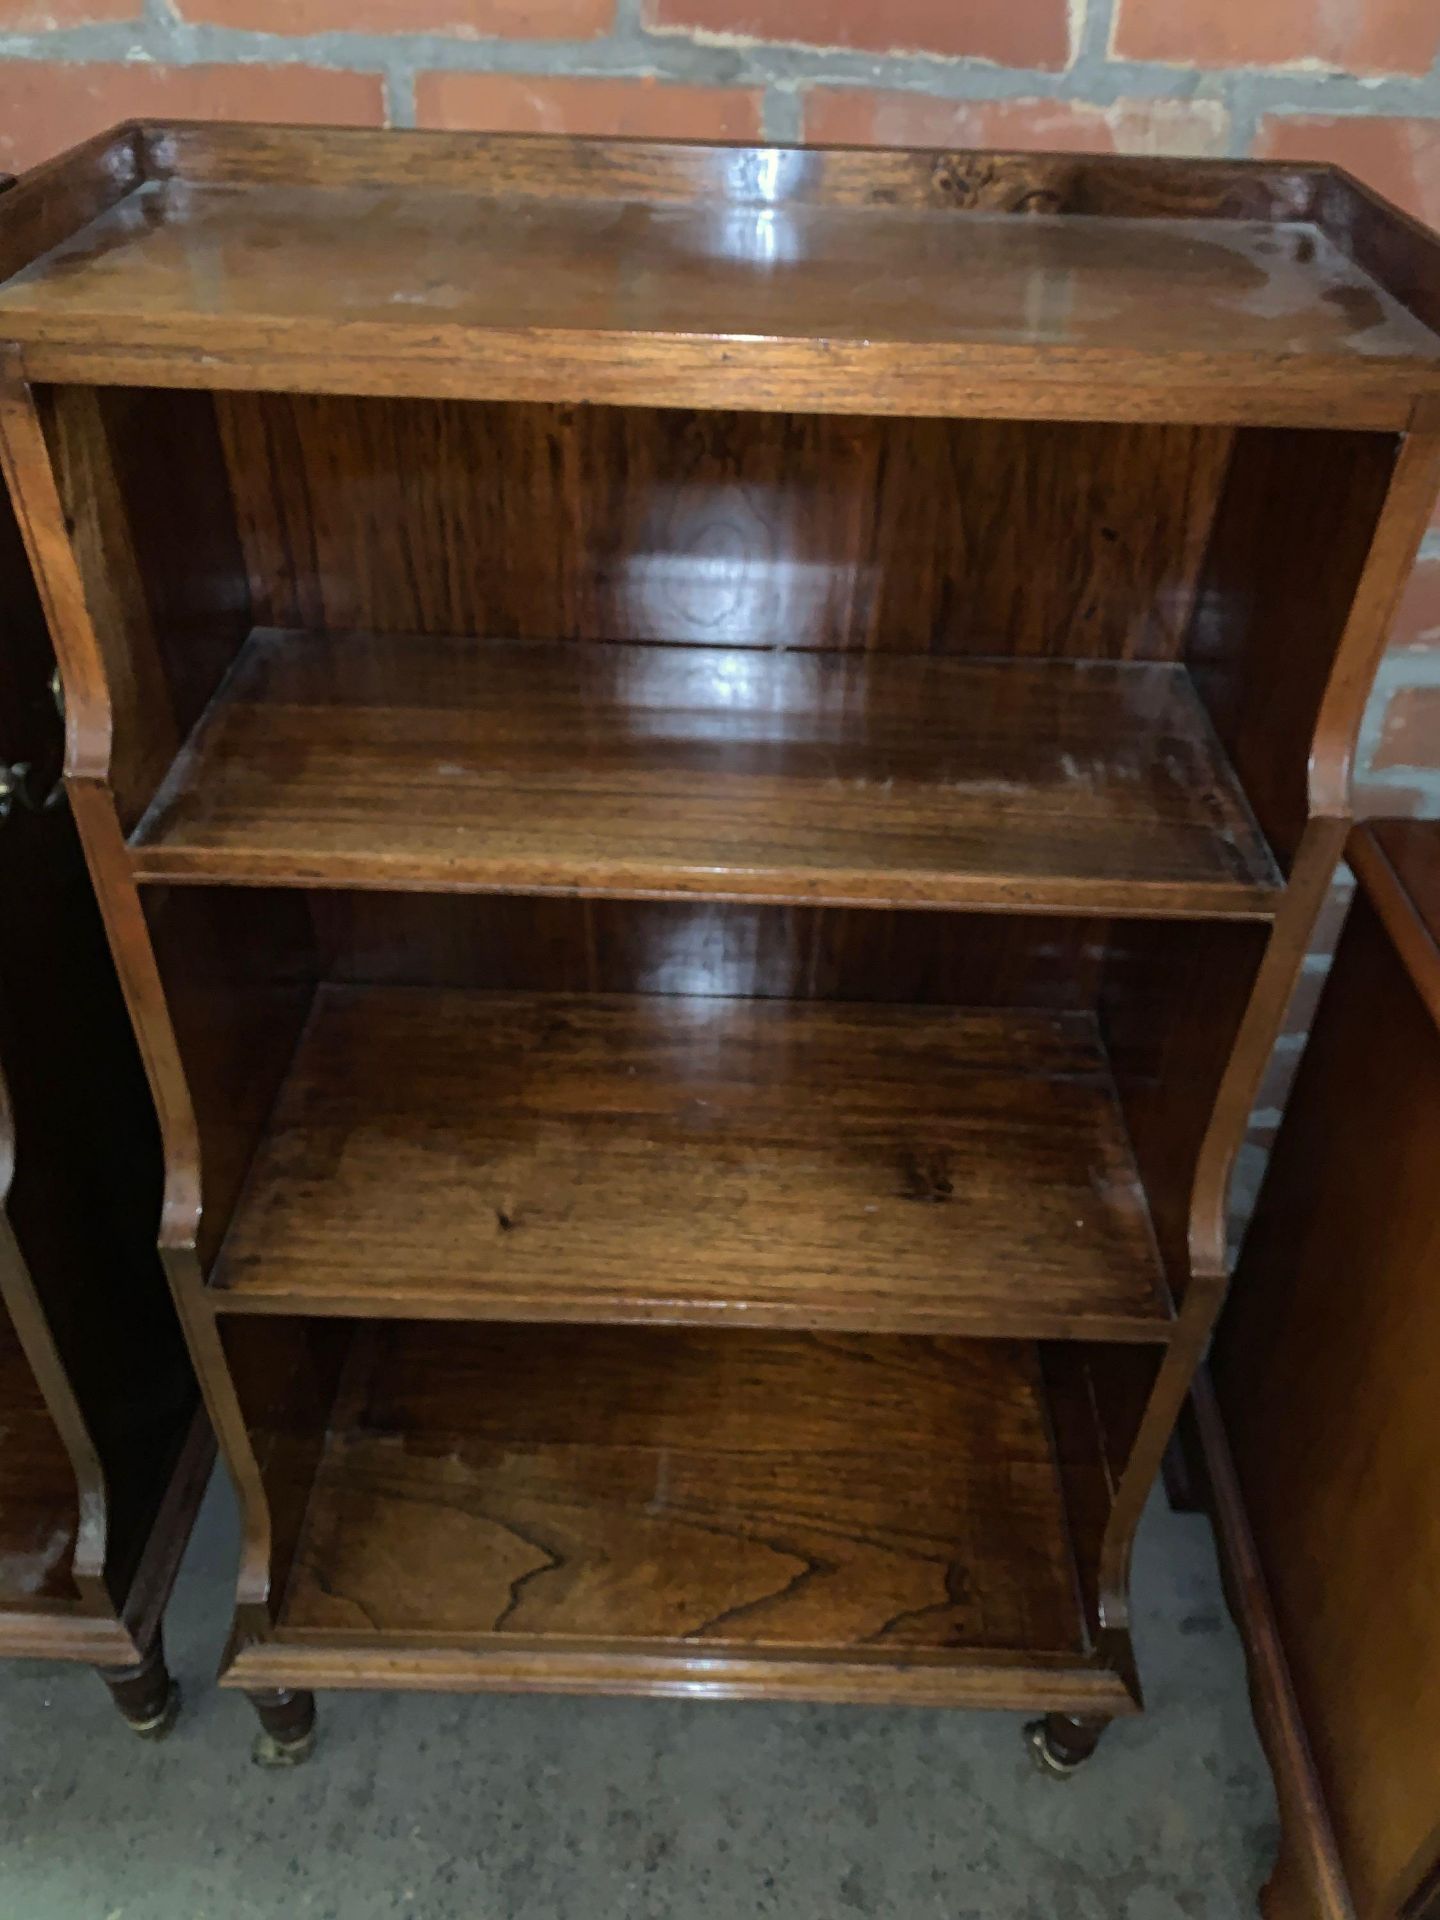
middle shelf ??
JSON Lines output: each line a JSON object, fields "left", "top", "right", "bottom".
{"left": 128, "top": 630, "right": 1282, "bottom": 918}
{"left": 208, "top": 985, "right": 1172, "bottom": 1339}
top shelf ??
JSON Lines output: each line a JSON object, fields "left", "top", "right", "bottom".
{"left": 1, "top": 124, "right": 1438, "bottom": 425}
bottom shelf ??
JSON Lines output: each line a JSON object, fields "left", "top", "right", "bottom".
{"left": 226, "top": 1323, "right": 1143, "bottom": 1712}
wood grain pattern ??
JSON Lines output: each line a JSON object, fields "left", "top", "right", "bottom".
{"left": 139, "top": 124, "right": 1317, "bottom": 214}
{"left": 273, "top": 1324, "right": 1105, "bottom": 1676}
{"left": 129, "top": 632, "right": 1280, "bottom": 916}
{"left": 1191, "top": 1372, "right": 1355, "bottom": 1920}
{"left": 1215, "top": 851, "right": 1440, "bottom": 1920}
{"left": 307, "top": 893, "right": 1115, "bottom": 1012}
{"left": 209, "top": 987, "right": 1169, "bottom": 1336}
{"left": 4, "top": 127, "right": 1433, "bottom": 1736}
{"left": 0, "top": 133, "right": 1436, "bottom": 424}
{"left": 214, "top": 395, "right": 1233, "bottom": 662}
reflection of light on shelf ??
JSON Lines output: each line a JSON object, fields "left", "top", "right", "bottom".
{"left": 616, "top": 525, "right": 873, "bottom": 653}
{"left": 725, "top": 145, "right": 804, "bottom": 207}
{"left": 709, "top": 202, "right": 802, "bottom": 268}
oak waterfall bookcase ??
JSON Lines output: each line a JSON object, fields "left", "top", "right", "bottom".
{"left": 0, "top": 124, "right": 1436, "bottom": 1771}
{"left": 0, "top": 337, "right": 208, "bottom": 1733}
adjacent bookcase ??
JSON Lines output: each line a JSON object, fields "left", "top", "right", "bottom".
{"left": 1, "top": 122, "right": 1437, "bottom": 1770}
{"left": 0, "top": 387, "right": 208, "bottom": 1731}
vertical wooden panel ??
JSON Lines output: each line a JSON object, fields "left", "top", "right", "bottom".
{"left": 217, "top": 395, "right": 1233, "bottom": 660}
{"left": 1185, "top": 427, "right": 1397, "bottom": 867}
{"left": 1216, "top": 887, "right": 1440, "bottom": 1920}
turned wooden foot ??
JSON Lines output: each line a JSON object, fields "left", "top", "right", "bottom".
{"left": 97, "top": 1631, "right": 181, "bottom": 1740}
{"left": 247, "top": 1687, "right": 317, "bottom": 1767}
{"left": 1025, "top": 1712, "right": 1111, "bottom": 1776}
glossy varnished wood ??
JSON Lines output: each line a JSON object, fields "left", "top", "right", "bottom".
{"left": 1213, "top": 824, "right": 1440, "bottom": 1920}
{"left": 216, "top": 397, "right": 1234, "bottom": 663}
{"left": 3, "top": 129, "right": 1435, "bottom": 1746}
{"left": 209, "top": 987, "right": 1169, "bottom": 1337}
{"left": 130, "top": 633, "right": 1280, "bottom": 916}
{"left": 0, "top": 128, "right": 1437, "bottom": 424}
{"left": 225, "top": 1322, "right": 1134, "bottom": 1709}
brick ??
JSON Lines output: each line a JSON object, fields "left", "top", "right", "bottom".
{"left": 1112, "top": 0, "right": 1440, "bottom": 76}
{"left": 1256, "top": 115, "right": 1440, "bottom": 228}
{"left": 803, "top": 93, "right": 1229, "bottom": 158}
{"left": 1372, "top": 683, "right": 1440, "bottom": 772}
{"left": 415, "top": 73, "right": 763, "bottom": 141}
{"left": 0, "top": 64, "right": 385, "bottom": 175}
{"left": 177, "top": 0, "right": 610, "bottom": 35}
{"left": 0, "top": 0, "right": 135, "bottom": 24}
{"left": 1391, "top": 557, "right": 1440, "bottom": 652}
{"left": 648, "top": 0, "right": 1071, "bottom": 71}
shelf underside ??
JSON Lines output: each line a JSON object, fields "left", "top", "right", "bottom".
{"left": 211, "top": 987, "right": 1169, "bottom": 1338}
{"left": 235, "top": 1324, "right": 1133, "bottom": 1709}
{"left": 131, "top": 633, "right": 1280, "bottom": 916}
{"left": 0, "top": 1299, "right": 78, "bottom": 1606}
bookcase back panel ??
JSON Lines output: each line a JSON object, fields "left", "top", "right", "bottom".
{"left": 306, "top": 893, "right": 1112, "bottom": 1010}
{"left": 213, "top": 394, "right": 1232, "bottom": 661}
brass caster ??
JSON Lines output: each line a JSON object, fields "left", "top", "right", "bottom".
{"left": 1025, "top": 1716, "right": 1092, "bottom": 1778}
{"left": 124, "top": 1678, "right": 182, "bottom": 1741}
{"left": 252, "top": 1722, "right": 317, "bottom": 1769}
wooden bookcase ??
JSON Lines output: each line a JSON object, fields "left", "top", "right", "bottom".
{"left": 0, "top": 378, "right": 208, "bottom": 1732}
{"left": 0, "top": 123, "right": 1436, "bottom": 1768}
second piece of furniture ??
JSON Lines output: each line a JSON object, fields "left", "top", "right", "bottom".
{"left": 1204, "top": 821, "right": 1440, "bottom": 1920}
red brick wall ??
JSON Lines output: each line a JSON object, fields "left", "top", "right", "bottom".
{"left": 0, "top": 0, "right": 1436, "bottom": 793}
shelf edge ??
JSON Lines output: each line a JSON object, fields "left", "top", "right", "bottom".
{"left": 221, "top": 1635, "right": 1142, "bottom": 1713}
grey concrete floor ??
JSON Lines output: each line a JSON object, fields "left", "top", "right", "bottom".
{"left": 0, "top": 1475, "right": 1276, "bottom": 1920}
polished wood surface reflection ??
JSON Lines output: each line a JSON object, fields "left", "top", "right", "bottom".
{"left": 2, "top": 127, "right": 1435, "bottom": 1758}
{"left": 0, "top": 128, "right": 1437, "bottom": 422}
{"left": 209, "top": 987, "right": 1168, "bottom": 1337}
{"left": 217, "top": 397, "right": 1233, "bottom": 661}
{"left": 130, "top": 633, "right": 1280, "bottom": 915}
{"left": 251, "top": 1322, "right": 1128, "bottom": 1708}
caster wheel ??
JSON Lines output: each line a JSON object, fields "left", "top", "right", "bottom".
{"left": 252, "top": 1723, "right": 317, "bottom": 1769}
{"left": 124, "top": 1678, "right": 182, "bottom": 1742}
{"left": 1025, "top": 1715, "right": 1105, "bottom": 1777}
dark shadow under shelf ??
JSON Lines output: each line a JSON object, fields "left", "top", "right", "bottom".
{"left": 0, "top": 1295, "right": 79, "bottom": 1607}
{"left": 228, "top": 1322, "right": 1137, "bottom": 1711}
{"left": 209, "top": 986, "right": 1171, "bottom": 1339}
{"left": 128, "top": 632, "right": 1282, "bottom": 918}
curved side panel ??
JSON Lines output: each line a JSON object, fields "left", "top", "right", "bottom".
{"left": 0, "top": 364, "right": 277, "bottom": 1622}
